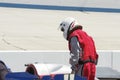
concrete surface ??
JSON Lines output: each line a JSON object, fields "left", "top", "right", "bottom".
{"left": 1, "top": 0, "right": 120, "bottom": 9}
{"left": 0, "top": 7, "right": 120, "bottom": 50}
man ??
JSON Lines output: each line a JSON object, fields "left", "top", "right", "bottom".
{"left": 59, "top": 17, "right": 98, "bottom": 80}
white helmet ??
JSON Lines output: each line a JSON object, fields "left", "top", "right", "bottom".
{"left": 59, "top": 17, "right": 79, "bottom": 40}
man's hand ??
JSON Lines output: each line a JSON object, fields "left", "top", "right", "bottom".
{"left": 71, "top": 70, "right": 75, "bottom": 74}
{"left": 71, "top": 64, "right": 79, "bottom": 74}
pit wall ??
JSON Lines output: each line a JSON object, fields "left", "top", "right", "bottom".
{"left": 0, "top": 50, "right": 120, "bottom": 72}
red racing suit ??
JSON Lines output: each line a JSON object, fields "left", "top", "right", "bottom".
{"left": 68, "top": 29, "right": 98, "bottom": 80}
